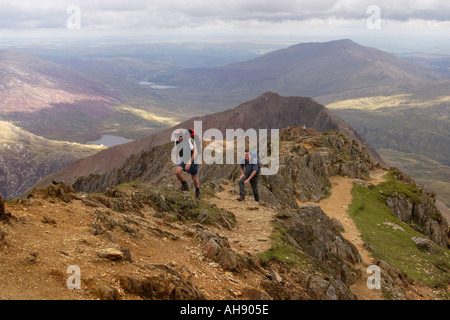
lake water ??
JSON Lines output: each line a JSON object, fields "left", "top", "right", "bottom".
{"left": 138, "top": 81, "right": 177, "bottom": 89}
{"left": 88, "top": 135, "right": 134, "bottom": 147}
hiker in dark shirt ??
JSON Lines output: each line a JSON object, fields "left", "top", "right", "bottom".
{"left": 174, "top": 129, "right": 201, "bottom": 199}
{"left": 237, "top": 150, "right": 260, "bottom": 202}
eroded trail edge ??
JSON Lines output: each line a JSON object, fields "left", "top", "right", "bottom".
{"left": 310, "top": 171, "right": 386, "bottom": 300}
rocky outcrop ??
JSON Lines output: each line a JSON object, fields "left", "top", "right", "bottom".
{"left": 410, "top": 237, "right": 436, "bottom": 253}
{"left": 39, "top": 173, "right": 367, "bottom": 300}
{"left": 5, "top": 158, "right": 448, "bottom": 300}
{"left": 385, "top": 169, "right": 449, "bottom": 248}
{"left": 288, "top": 205, "right": 362, "bottom": 288}
{"left": 87, "top": 271, "right": 205, "bottom": 300}
{"left": 33, "top": 92, "right": 385, "bottom": 192}
{"left": 72, "top": 128, "right": 375, "bottom": 210}
{"left": 194, "top": 228, "right": 259, "bottom": 273}
{"left": 116, "top": 273, "right": 205, "bottom": 300}
{"left": 261, "top": 127, "right": 374, "bottom": 207}
{"left": 376, "top": 260, "right": 412, "bottom": 300}
{"left": 257, "top": 205, "right": 363, "bottom": 300}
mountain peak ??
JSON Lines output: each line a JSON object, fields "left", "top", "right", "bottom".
{"left": 287, "top": 39, "right": 359, "bottom": 50}
{"left": 329, "top": 38, "right": 357, "bottom": 45}
{"left": 258, "top": 91, "right": 281, "bottom": 99}
{"left": 166, "top": 39, "right": 444, "bottom": 107}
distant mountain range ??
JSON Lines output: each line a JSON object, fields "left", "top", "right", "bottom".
{"left": 30, "top": 92, "right": 384, "bottom": 194}
{"left": 155, "top": 39, "right": 446, "bottom": 110}
{"left": 0, "top": 50, "right": 123, "bottom": 142}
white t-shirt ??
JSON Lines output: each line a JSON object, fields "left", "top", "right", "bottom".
{"left": 175, "top": 138, "right": 195, "bottom": 164}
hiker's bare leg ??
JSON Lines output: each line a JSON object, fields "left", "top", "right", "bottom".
{"left": 175, "top": 166, "right": 185, "bottom": 182}
{"left": 191, "top": 175, "right": 200, "bottom": 189}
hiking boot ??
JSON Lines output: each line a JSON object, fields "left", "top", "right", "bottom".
{"left": 179, "top": 182, "right": 189, "bottom": 191}
{"left": 195, "top": 188, "right": 201, "bottom": 200}
{"left": 236, "top": 196, "right": 245, "bottom": 201}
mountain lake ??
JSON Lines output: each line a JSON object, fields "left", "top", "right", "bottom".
{"left": 88, "top": 135, "right": 134, "bottom": 147}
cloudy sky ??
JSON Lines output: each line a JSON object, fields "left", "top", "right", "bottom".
{"left": 1, "top": 0, "right": 449, "bottom": 52}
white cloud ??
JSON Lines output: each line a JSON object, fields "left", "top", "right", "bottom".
{"left": 0, "top": 0, "right": 448, "bottom": 43}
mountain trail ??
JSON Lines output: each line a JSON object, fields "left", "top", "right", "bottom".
{"left": 208, "top": 171, "right": 389, "bottom": 300}
{"left": 208, "top": 182, "right": 275, "bottom": 256}
{"left": 299, "top": 169, "right": 388, "bottom": 300}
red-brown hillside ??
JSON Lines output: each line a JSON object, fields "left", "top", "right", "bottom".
{"left": 0, "top": 50, "right": 124, "bottom": 141}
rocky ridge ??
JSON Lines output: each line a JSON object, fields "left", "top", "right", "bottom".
{"left": 32, "top": 92, "right": 385, "bottom": 193}
{"left": 385, "top": 168, "right": 448, "bottom": 247}
{"left": 70, "top": 126, "right": 448, "bottom": 249}
{"left": 71, "top": 127, "right": 375, "bottom": 209}
{"left": 1, "top": 127, "right": 448, "bottom": 300}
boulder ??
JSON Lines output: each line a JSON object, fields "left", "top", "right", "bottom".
{"left": 97, "top": 247, "right": 131, "bottom": 261}
{"left": 196, "top": 209, "right": 211, "bottom": 223}
{"left": 307, "top": 276, "right": 357, "bottom": 300}
{"left": 383, "top": 222, "right": 406, "bottom": 233}
{"left": 376, "top": 260, "right": 410, "bottom": 300}
{"left": 411, "top": 237, "right": 435, "bottom": 253}
{"left": 288, "top": 205, "right": 362, "bottom": 287}
{"left": 47, "top": 180, "right": 74, "bottom": 203}
{"left": 198, "top": 230, "right": 238, "bottom": 271}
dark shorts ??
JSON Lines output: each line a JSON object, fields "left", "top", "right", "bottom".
{"left": 177, "top": 162, "right": 199, "bottom": 175}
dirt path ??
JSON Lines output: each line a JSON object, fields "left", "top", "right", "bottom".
{"left": 208, "top": 183, "right": 274, "bottom": 255}
{"left": 209, "top": 172, "right": 389, "bottom": 300}
{"left": 300, "top": 170, "right": 388, "bottom": 300}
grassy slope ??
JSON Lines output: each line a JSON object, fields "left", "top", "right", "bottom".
{"left": 379, "top": 149, "right": 450, "bottom": 207}
{"left": 348, "top": 173, "right": 450, "bottom": 297}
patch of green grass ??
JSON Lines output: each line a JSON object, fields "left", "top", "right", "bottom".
{"left": 137, "top": 184, "right": 236, "bottom": 228}
{"left": 348, "top": 180, "right": 450, "bottom": 289}
{"left": 379, "top": 148, "right": 450, "bottom": 207}
{"left": 258, "top": 227, "right": 312, "bottom": 270}
{"left": 321, "top": 174, "right": 332, "bottom": 199}
{"left": 374, "top": 171, "right": 422, "bottom": 202}
{"left": 116, "top": 181, "right": 141, "bottom": 189}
